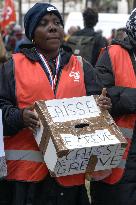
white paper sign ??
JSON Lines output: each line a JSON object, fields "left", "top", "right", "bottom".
{"left": 50, "top": 129, "right": 123, "bottom": 176}
{"left": 61, "top": 129, "right": 119, "bottom": 149}
{"left": 45, "top": 96, "right": 100, "bottom": 122}
{"left": 54, "top": 143, "right": 124, "bottom": 176}
{"left": 44, "top": 129, "right": 125, "bottom": 176}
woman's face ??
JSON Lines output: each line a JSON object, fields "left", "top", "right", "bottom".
{"left": 33, "top": 13, "right": 64, "bottom": 54}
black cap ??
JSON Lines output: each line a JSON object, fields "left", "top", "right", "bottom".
{"left": 24, "top": 3, "right": 64, "bottom": 41}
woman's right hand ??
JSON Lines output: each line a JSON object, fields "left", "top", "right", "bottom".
{"left": 22, "top": 105, "right": 40, "bottom": 132}
{"left": 97, "top": 88, "right": 112, "bottom": 110}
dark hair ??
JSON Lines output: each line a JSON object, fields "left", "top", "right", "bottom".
{"left": 117, "top": 27, "right": 126, "bottom": 32}
{"left": 83, "top": 8, "right": 98, "bottom": 27}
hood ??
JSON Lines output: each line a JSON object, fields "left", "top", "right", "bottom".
{"left": 111, "top": 36, "right": 134, "bottom": 51}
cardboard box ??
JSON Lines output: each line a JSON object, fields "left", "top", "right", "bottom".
{"left": 34, "top": 96, "right": 127, "bottom": 177}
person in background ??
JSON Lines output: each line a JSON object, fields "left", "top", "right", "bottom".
{"left": 115, "top": 27, "right": 127, "bottom": 41}
{"left": 90, "top": 8, "right": 136, "bottom": 205}
{"left": 107, "top": 28, "right": 116, "bottom": 45}
{"left": 12, "top": 25, "right": 24, "bottom": 52}
{"left": 0, "top": 31, "right": 7, "bottom": 62}
{"left": 0, "top": 3, "right": 111, "bottom": 205}
{"left": 96, "top": 29, "right": 108, "bottom": 47}
{"left": 63, "top": 25, "right": 79, "bottom": 53}
{"left": 14, "top": 33, "right": 31, "bottom": 53}
{"left": 67, "top": 8, "right": 107, "bottom": 66}
{"left": 3, "top": 22, "right": 16, "bottom": 53}
{"left": 64, "top": 25, "right": 79, "bottom": 41}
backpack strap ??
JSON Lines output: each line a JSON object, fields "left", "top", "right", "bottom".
{"left": 129, "top": 50, "right": 136, "bottom": 75}
{"left": 76, "top": 55, "right": 83, "bottom": 67}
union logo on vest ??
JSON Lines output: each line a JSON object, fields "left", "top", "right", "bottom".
{"left": 69, "top": 71, "right": 80, "bottom": 82}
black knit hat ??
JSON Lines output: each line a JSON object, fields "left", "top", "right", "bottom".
{"left": 126, "top": 8, "right": 136, "bottom": 41}
{"left": 24, "top": 3, "right": 64, "bottom": 41}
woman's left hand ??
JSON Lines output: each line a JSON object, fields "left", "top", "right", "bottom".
{"left": 97, "top": 88, "right": 112, "bottom": 110}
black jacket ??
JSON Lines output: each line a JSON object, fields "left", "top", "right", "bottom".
{"left": 90, "top": 37, "right": 136, "bottom": 205}
{"left": 0, "top": 44, "right": 102, "bottom": 136}
{"left": 71, "top": 27, "right": 108, "bottom": 66}
{"left": 95, "top": 37, "right": 136, "bottom": 117}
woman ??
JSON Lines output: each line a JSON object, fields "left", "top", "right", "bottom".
{"left": 90, "top": 8, "right": 136, "bottom": 205}
{"left": 0, "top": 3, "right": 111, "bottom": 205}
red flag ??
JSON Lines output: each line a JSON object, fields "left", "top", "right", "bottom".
{"left": 0, "top": 0, "right": 16, "bottom": 29}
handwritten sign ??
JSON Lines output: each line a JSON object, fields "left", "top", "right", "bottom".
{"left": 61, "top": 129, "right": 120, "bottom": 149}
{"left": 44, "top": 130, "right": 125, "bottom": 177}
{"left": 54, "top": 144, "right": 124, "bottom": 176}
{"left": 51, "top": 129, "right": 124, "bottom": 176}
{"left": 45, "top": 96, "right": 100, "bottom": 122}
{"left": 35, "top": 96, "right": 127, "bottom": 177}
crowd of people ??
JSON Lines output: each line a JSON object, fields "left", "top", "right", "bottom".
{"left": 0, "top": 2, "right": 135, "bottom": 205}
{"left": 0, "top": 7, "right": 127, "bottom": 65}
{"left": 0, "top": 21, "right": 30, "bottom": 62}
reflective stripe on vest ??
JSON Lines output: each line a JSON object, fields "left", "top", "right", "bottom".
{"left": 119, "top": 127, "right": 133, "bottom": 139}
{"left": 103, "top": 45, "right": 136, "bottom": 184}
{"left": 6, "top": 54, "right": 86, "bottom": 185}
{"left": 117, "top": 158, "right": 126, "bottom": 169}
{"left": 5, "top": 150, "right": 44, "bottom": 162}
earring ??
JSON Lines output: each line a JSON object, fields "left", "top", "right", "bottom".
{"left": 32, "top": 39, "right": 35, "bottom": 44}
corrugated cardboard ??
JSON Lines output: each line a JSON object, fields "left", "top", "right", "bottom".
{"left": 34, "top": 96, "right": 127, "bottom": 177}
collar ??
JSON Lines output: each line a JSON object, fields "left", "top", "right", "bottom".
{"left": 112, "top": 37, "right": 134, "bottom": 51}
{"left": 20, "top": 44, "right": 72, "bottom": 68}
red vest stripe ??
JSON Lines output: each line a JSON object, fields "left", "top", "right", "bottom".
{"left": 5, "top": 150, "right": 44, "bottom": 162}
{"left": 119, "top": 127, "right": 133, "bottom": 139}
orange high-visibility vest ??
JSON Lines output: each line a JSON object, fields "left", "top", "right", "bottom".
{"left": 5, "top": 53, "right": 86, "bottom": 186}
{"left": 103, "top": 45, "right": 136, "bottom": 184}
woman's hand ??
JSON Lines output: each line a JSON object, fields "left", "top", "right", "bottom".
{"left": 97, "top": 88, "right": 112, "bottom": 110}
{"left": 22, "top": 105, "right": 40, "bottom": 133}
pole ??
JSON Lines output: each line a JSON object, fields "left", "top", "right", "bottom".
{"left": 62, "top": 0, "right": 65, "bottom": 24}
{"left": 18, "top": 0, "right": 22, "bottom": 26}
{"left": 86, "top": 0, "right": 88, "bottom": 8}
{"left": 0, "top": 0, "right": 3, "bottom": 9}
{"left": 28, "top": 0, "right": 30, "bottom": 9}
{"left": 133, "top": 0, "right": 136, "bottom": 8}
